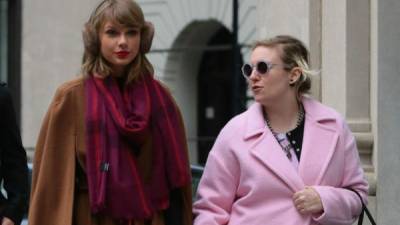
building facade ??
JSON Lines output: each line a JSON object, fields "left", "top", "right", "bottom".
{"left": 0, "top": 0, "right": 399, "bottom": 223}
{"left": 19, "top": 0, "right": 259, "bottom": 165}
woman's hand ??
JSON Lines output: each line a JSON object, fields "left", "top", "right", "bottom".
{"left": 293, "top": 186, "right": 324, "bottom": 215}
{"left": 1, "top": 217, "right": 15, "bottom": 225}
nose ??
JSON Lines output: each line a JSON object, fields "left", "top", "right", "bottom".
{"left": 248, "top": 68, "right": 259, "bottom": 81}
{"left": 118, "top": 34, "right": 128, "bottom": 47}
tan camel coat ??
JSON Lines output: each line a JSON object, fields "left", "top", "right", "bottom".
{"left": 28, "top": 77, "right": 192, "bottom": 225}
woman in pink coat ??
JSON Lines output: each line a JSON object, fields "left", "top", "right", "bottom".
{"left": 193, "top": 35, "right": 368, "bottom": 225}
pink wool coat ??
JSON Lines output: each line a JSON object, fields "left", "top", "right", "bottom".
{"left": 193, "top": 97, "right": 368, "bottom": 225}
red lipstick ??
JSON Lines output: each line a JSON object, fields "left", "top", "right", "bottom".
{"left": 115, "top": 51, "right": 130, "bottom": 58}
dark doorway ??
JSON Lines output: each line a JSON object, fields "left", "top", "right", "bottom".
{"left": 8, "top": 0, "right": 22, "bottom": 122}
{"left": 0, "top": 0, "right": 22, "bottom": 122}
{"left": 197, "top": 26, "right": 246, "bottom": 165}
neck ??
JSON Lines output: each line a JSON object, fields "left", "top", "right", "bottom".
{"left": 111, "top": 67, "right": 128, "bottom": 90}
{"left": 111, "top": 65, "right": 128, "bottom": 78}
{"left": 263, "top": 96, "right": 302, "bottom": 133}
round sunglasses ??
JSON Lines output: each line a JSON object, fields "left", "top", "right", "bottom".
{"left": 241, "top": 61, "right": 285, "bottom": 78}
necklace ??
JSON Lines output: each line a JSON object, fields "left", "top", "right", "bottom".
{"left": 264, "top": 105, "right": 304, "bottom": 134}
{"left": 264, "top": 105, "right": 305, "bottom": 159}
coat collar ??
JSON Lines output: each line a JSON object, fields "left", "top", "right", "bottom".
{"left": 244, "top": 97, "right": 340, "bottom": 191}
{"left": 244, "top": 96, "right": 337, "bottom": 140}
{"left": 243, "top": 102, "right": 267, "bottom": 140}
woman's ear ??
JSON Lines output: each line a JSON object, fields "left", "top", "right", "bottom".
{"left": 288, "top": 67, "right": 302, "bottom": 86}
{"left": 140, "top": 21, "right": 154, "bottom": 53}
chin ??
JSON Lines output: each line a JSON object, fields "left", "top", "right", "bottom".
{"left": 253, "top": 96, "right": 265, "bottom": 104}
{"left": 117, "top": 59, "right": 134, "bottom": 65}
{"left": 254, "top": 95, "right": 276, "bottom": 107}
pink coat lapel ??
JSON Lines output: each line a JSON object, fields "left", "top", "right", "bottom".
{"left": 244, "top": 103, "right": 304, "bottom": 192}
{"left": 299, "top": 116, "right": 339, "bottom": 185}
{"left": 249, "top": 131, "right": 305, "bottom": 192}
{"left": 299, "top": 97, "right": 339, "bottom": 185}
{"left": 244, "top": 97, "right": 340, "bottom": 191}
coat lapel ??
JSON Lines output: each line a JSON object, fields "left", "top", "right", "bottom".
{"left": 244, "top": 103, "right": 304, "bottom": 192}
{"left": 298, "top": 116, "right": 338, "bottom": 185}
{"left": 298, "top": 97, "right": 339, "bottom": 185}
{"left": 249, "top": 131, "right": 305, "bottom": 192}
{"left": 244, "top": 98, "right": 341, "bottom": 191}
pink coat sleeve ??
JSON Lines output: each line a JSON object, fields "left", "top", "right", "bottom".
{"left": 193, "top": 126, "right": 240, "bottom": 225}
{"left": 312, "top": 120, "right": 369, "bottom": 225}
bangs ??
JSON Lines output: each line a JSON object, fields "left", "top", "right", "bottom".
{"left": 103, "top": 1, "right": 144, "bottom": 29}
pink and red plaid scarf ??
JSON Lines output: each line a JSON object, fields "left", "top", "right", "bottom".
{"left": 85, "top": 74, "right": 190, "bottom": 220}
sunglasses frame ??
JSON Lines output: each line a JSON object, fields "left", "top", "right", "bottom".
{"left": 241, "top": 60, "right": 286, "bottom": 79}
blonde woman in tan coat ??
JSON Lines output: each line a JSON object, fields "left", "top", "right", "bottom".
{"left": 28, "top": 1, "right": 192, "bottom": 225}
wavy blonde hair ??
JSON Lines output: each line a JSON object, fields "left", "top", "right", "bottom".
{"left": 81, "top": 0, "right": 154, "bottom": 83}
{"left": 253, "top": 35, "right": 319, "bottom": 100}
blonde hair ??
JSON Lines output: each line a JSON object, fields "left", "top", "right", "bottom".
{"left": 81, "top": 0, "right": 154, "bottom": 83}
{"left": 253, "top": 35, "right": 319, "bottom": 99}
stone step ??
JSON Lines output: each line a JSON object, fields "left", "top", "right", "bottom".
{"left": 354, "top": 132, "right": 373, "bottom": 150}
{"left": 359, "top": 148, "right": 373, "bottom": 166}
{"left": 363, "top": 164, "right": 374, "bottom": 173}
{"left": 354, "top": 132, "right": 374, "bottom": 174}
{"left": 365, "top": 172, "right": 377, "bottom": 195}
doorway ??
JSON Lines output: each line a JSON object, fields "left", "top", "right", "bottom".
{"left": 197, "top": 27, "right": 246, "bottom": 165}
{"left": 0, "top": 0, "right": 22, "bottom": 122}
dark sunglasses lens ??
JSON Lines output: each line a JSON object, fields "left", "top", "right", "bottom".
{"left": 257, "top": 61, "right": 269, "bottom": 74}
{"left": 242, "top": 64, "right": 253, "bottom": 77}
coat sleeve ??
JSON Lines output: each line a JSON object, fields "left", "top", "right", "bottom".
{"left": 193, "top": 125, "right": 240, "bottom": 225}
{"left": 0, "top": 87, "right": 29, "bottom": 225}
{"left": 312, "top": 120, "right": 369, "bottom": 225}
{"left": 28, "top": 85, "right": 77, "bottom": 225}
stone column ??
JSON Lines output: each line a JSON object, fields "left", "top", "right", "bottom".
{"left": 321, "top": 0, "right": 370, "bottom": 120}
{"left": 376, "top": 0, "right": 400, "bottom": 223}
{"left": 321, "top": 0, "right": 375, "bottom": 191}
